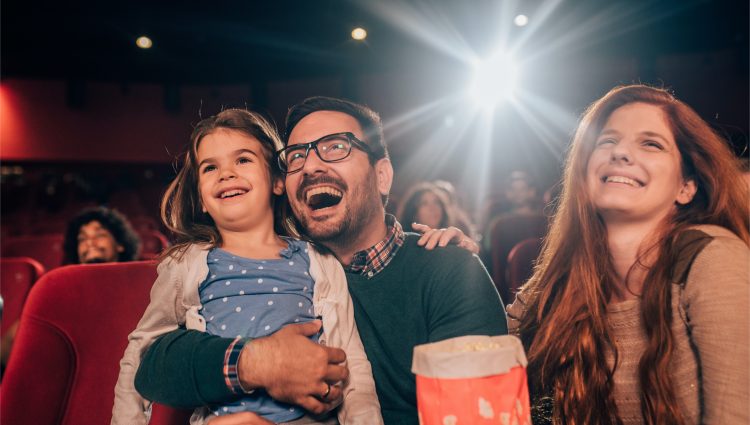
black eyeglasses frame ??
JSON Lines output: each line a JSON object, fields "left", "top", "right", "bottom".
{"left": 276, "top": 132, "right": 372, "bottom": 174}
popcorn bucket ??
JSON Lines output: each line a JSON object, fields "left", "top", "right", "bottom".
{"left": 411, "top": 335, "right": 531, "bottom": 425}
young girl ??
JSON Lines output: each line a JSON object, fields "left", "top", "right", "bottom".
{"left": 507, "top": 85, "right": 749, "bottom": 424}
{"left": 112, "top": 109, "right": 382, "bottom": 425}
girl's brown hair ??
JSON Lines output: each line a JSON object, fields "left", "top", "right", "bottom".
{"left": 518, "top": 84, "right": 749, "bottom": 424}
{"left": 160, "top": 109, "right": 299, "bottom": 260}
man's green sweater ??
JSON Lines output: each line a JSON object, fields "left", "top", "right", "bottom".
{"left": 135, "top": 235, "right": 507, "bottom": 424}
{"left": 346, "top": 234, "right": 507, "bottom": 424}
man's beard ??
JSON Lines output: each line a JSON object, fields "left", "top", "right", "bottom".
{"left": 293, "top": 170, "right": 381, "bottom": 249}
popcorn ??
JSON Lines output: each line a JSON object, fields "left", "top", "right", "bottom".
{"left": 412, "top": 335, "right": 531, "bottom": 425}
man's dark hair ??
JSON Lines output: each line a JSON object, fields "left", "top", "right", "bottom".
{"left": 62, "top": 206, "right": 141, "bottom": 264}
{"left": 284, "top": 96, "right": 388, "bottom": 162}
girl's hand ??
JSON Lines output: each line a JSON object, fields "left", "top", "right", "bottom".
{"left": 412, "top": 223, "right": 480, "bottom": 254}
{"left": 207, "top": 412, "right": 274, "bottom": 425}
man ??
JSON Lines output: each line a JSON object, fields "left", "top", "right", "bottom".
{"left": 62, "top": 206, "right": 141, "bottom": 264}
{"left": 134, "top": 98, "right": 507, "bottom": 424}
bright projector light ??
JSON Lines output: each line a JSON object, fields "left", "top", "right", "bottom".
{"left": 468, "top": 53, "right": 518, "bottom": 107}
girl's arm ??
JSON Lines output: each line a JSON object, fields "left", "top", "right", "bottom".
{"left": 111, "top": 257, "right": 192, "bottom": 425}
{"left": 309, "top": 247, "right": 384, "bottom": 425}
{"left": 683, "top": 233, "right": 749, "bottom": 423}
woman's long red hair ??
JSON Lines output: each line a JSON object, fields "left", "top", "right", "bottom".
{"left": 518, "top": 84, "right": 749, "bottom": 424}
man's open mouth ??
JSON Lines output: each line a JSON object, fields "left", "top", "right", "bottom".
{"left": 305, "top": 187, "right": 343, "bottom": 210}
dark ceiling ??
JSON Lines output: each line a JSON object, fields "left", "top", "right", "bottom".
{"left": 2, "top": 0, "right": 748, "bottom": 84}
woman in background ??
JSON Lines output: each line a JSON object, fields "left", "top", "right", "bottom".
{"left": 399, "top": 182, "right": 480, "bottom": 253}
{"left": 398, "top": 182, "right": 455, "bottom": 231}
{"left": 508, "top": 85, "right": 749, "bottom": 424}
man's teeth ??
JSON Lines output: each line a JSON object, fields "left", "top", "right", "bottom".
{"left": 220, "top": 189, "right": 247, "bottom": 199}
{"left": 305, "top": 187, "right": 343, "bottom": 203}
{"left": 605, "top": 176, "right": 641, "bottom": 187}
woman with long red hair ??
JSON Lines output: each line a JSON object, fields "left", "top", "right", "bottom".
{"left": 508, "top": 84, "right": 749, "bottom": 424}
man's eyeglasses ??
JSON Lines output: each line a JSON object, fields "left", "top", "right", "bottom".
{"left": 276, "top": 132, "right": 371, "bottom": 174}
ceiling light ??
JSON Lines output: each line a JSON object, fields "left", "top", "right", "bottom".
{"left": 513, "top": 15, "right": 529, "bottom": 27}
{"left": 351, "top": 27, "right": 367, "bottom": 41}
{"left": 136, "top": 36, "right": 153, "bottom": 49}
{"left": 468, "top": 52, "right": 519, "bottom": 108}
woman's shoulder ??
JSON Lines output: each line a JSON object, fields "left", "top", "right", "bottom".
{"left": 685, "top": 224, "right": 746, "bottom": 241}
{"left": 676, "top": 225, "right": 749, "bottom": 290}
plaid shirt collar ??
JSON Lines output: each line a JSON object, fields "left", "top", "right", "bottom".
{"left": 346, "top": 214, "right": 405, "bottom": 278}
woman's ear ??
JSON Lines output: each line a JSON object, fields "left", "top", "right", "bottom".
{"left": 676, "top": 178, "right": 697, "bottom": 205}
{"left": 273, "top": 177, "right": 285, "bottom": 196}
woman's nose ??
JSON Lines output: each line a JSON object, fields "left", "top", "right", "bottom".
{"left": 610, "top": 143, "right": 632, "bottom": 164}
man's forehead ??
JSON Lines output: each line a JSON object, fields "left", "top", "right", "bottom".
{"left": 288, "top": 110, "right": 363, "bottom": 145}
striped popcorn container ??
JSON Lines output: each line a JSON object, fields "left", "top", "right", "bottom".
{"left": 411, "top": 335, "right": 531, "bottom": 425}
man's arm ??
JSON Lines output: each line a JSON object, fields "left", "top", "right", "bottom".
{"left": 135, "top": 329, "right": 235, "bottom": 408}
{"left": 135, "top": 321, "right": 349, "bottom": 413}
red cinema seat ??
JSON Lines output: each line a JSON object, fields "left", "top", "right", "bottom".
{"left": 505, "top": 238, "right": 544, "bottom": 302}
{"left": 0, "top": 261, "right": 192, "bottom": 425}
{"left": 0, "top": 257, "right": 45, "bottom": 335}
{"left": 488, "top": 213, "right": 547, "bottom": 304}
{"left": 138, "top": 230, "right": 170, "bottom": 260}
{"left": 2, "top": 234, "right": 65, "bottom": 271}
{"left": 129, "top": 215, "right": 160, "bottom": 233}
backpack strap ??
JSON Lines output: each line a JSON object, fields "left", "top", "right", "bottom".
{"left": 672, "top": 229, "right": 713, "bottom": 326}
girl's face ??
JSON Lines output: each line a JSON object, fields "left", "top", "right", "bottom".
{"left": 197, "top": 129, "right": 284, "bottom": 233}
{"left": 585, "top": 102, "right": 696, "bottom": 225}
{"left": 415, "top": 191, "right": 445, "bottom": 229}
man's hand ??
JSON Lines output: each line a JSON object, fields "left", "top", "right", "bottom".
{"left": 413, "top": 223, "right": 480, "bottom": 254}
{"left": 238, "top": 320, "right": 348, "bottom": 415}
{"left": 207, "top": 412, "right": 274, "bottom": 425}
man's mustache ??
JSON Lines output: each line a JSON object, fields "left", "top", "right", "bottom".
{"left": 295, "top": 174, "right": 348, "bottom": 202}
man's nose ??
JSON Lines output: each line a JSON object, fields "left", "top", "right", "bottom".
{"left": 301, "top": 148, "right": 327, "bottom": 175}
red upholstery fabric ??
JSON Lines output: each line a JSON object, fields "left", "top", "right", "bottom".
{"left": 0, "top": 261, "right": 192, "bottom": 425}
{"left": 0, "top": 257, "right": 45, "bottom": 334}
{"left": 488, "top": 213, "right": 547, "bottom": 304}
{"left": 28, "top": 217, "right": 69, "bottom": 235}
{"left": 2, "top": 233, "right": 65, "bottom": 271}
{"left": 138, "top": 229, "right": 170, "bottom": 260}
{"left": 129, "top": 215, "right": 160, "bottom": 233}
{"left": 506, "top": 238, "right": 544, "bottom": 300}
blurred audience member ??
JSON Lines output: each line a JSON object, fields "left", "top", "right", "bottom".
{"left": 433, "top": 179, "right": 479, "bottom": 240}
{"left": 481, "top": 171, "right": 548, "bottom": 301}
{"left": 62, "top": 206, "right": 141, "bottom": 265}
{"left": 504, "top": 170, "right": 539, "bottom": 215}
{"left": 398, "top": 182, "right": 455, "bottom": 231}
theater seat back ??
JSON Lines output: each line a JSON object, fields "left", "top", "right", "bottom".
{"left": 138, "top": 229, "right": 170, "bottom": 260}
{"left": 0, "top": 261, "right": 192, "bottom": 425}
{"left": 0, "top": 257, "right": 46, "bottom": 334}
{"left": 489, "top": 213, "right": 547, "bottom": 303}
{"left": 2, "top": 233, "right": 65, "bottom": 271}
{"left": 506, "top": 238, "right": 544, "bottom": 300}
